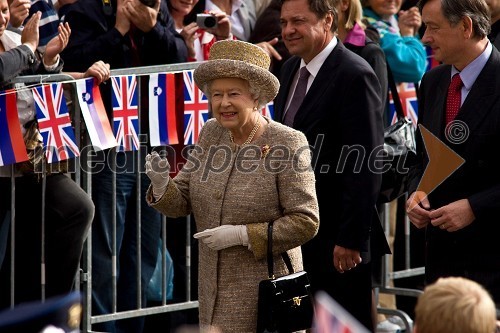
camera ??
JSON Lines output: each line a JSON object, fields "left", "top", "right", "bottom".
{"left": 139, "top": 0, "right": 156, "bottom": 7}
{"left": 196, "top": 14, "right": 218, "bottom": 29}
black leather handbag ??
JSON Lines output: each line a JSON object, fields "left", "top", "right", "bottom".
{"left": 379, "top": 64, "right": 417, "bottom": 203}
{"left": 256, "top": 222, "right": 314, "bottom": 333}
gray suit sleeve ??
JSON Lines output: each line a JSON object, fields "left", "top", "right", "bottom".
{"left": 0, "top": 44, "right": 36, "bottom": 84}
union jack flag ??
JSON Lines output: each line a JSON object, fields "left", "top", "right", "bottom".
{"left": 388, "top": 82, "right": 418, "bottom": 129}
{"left": 112, "top": 75, "right": 139, "bottom": 151}
{"left": 261, "top": 101, "right": 274, "bottom": 120}
{"left": 183, "top": 70, "right": 209, "bottom": 145}
{"left": 33, "top": 83, "right": 80, "bottom": 163}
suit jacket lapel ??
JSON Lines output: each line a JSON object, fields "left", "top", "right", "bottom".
{"left": 457, "top": 48, "right": 500, "bottom": 132}
{"left": 293, "top": 43, "right": 344, "bottom": 126}
{"left": 275, "top": 58, "right": 300, "bottom": 122}
{"left": 428, "top": 73, "right": 449, "bottom": 137}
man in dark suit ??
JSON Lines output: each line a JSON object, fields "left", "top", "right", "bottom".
{"left": 406, "top": 0, "right": 500, "bottom": 306}
{"left": 275, "top": 0, "right": 389, "bottom": 330}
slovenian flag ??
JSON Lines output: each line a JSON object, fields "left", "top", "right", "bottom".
{"left": 76, "top": 78, "right": 117, "bottom": 150}
{"left": 0, "top": 89, "right": 29, "bottom": 166}
{"left": 149, "top": 73, "right": 179, "bottom": 146}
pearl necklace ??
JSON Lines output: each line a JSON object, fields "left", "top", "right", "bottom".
{"left": 229, "top": 116, "right": 261, "bottom": 146}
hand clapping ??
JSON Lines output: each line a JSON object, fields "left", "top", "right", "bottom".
{"left": 44, "top": 22, "right": 72, "bottom": 66}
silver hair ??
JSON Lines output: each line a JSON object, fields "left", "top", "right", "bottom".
{"left": 203, "top": 79, "right": 267, "bottom": 109}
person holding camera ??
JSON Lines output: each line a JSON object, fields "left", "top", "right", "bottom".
{"left": 168, "top": 0, "right": 233, "bottom": 61}
{"left": 186, "top": 0, "right": 256, "bottom": 42}
{"left": 59, "top": 0, "right": 187, "bottom": 332}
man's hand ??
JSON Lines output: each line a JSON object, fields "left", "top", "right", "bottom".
{"left": 83, "top": 61, "right": 111, "bottom": 84}
{"left": 115, "top": 0, "right": 132, "bottom": 35}
{"left": 145, "top": 151, "right": 170, "bottom": 199}
{"left": 9, "top": 0, "right": 31, "bottom": 29}
{"left": 429, "top": 199, "right": 475, "bottom": 232}
{"left": 194, "top": 225, "right": 248, "bottom": 251}
{"left": 21, "top": 11, "right": 40, "bottom": 52}
{"left": 124, "top": 0, "right": 160, "bottom": 33}
{"left": 44, "top": 22, "right": 71, "bottom": 66}
{"left": 333, "top": 245, "right": 362, "bottom": 273}
{"left": 406, "top": 191, "right": 432, "bottom": 229}
{"left": 256, "top": 38, "right": 282, "bottom": 61}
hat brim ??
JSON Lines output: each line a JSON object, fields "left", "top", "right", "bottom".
{"left": 194, "top": 59, "right": 280, "bottom": 105}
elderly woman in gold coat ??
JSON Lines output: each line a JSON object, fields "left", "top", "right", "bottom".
{"left": 145, "top": 40, "right": 319, "bottom": 333}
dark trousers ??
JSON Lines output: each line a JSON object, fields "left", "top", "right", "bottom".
{"left": 303, "top": 240, "right": 375, "bottom": 332}
{"left": 0, "top": 173, "right": 93, "bottom": 308}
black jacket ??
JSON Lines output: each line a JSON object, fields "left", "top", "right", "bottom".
{"left": 60, "top": 0, "right": 187, "bottom": 72}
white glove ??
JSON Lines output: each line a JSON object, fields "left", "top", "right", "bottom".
{"left": 193, "top": 225, "right": 249, "bottom": 251}
{"left": 145, "top": 151, "right": 170, "bottom": 200}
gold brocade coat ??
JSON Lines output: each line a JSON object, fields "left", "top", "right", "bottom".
{"left": 148, "top": 117, "right": 319, "bottom": 333}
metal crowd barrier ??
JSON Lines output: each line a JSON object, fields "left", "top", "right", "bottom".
{"left": 7, "top": 62, "right": 202, "bottom": 333}
{"left": 376, "top": 197, "right": 425, "bottom": 332}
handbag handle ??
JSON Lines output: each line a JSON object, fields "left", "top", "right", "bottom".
{"left": 386, "top": 63, "right": 420, "bottom": 120}
{"left": 266, "top": 221, "right": 294, "bottom": 279}
{"left": 386, "top": 62, "right": 405, "bottom": 120}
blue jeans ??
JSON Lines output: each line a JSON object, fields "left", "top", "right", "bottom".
{"left": 91, "top": 151, "right": 161, "bottom": 333}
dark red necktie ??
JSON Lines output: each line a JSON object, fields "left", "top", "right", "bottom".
{"left": 283, "top": 67, "right": 310, "bottom": 127}
{"left": 445, "top": 74, "right": 463, "bottom": 125}
{"left": 129, "top": 24, "right": 141, "bottom": 66}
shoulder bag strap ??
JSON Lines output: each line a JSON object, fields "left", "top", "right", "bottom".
{"left": 266, "top": 222, "right": 274, "bottom": 279}
{"left": 267, "top": 222, "right": 295, "bottom": 279}
{"left": 386, "top": 62, "right": 405, "bottom": 120}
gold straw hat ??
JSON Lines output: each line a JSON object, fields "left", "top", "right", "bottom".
{"left": 194, "top": 40, "right": 280, "bottom": 104}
